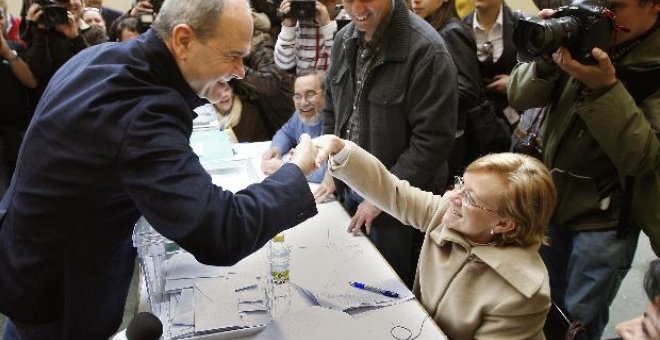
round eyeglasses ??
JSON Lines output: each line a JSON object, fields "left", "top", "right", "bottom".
{"left": 292, "top": 90, "right": 322, "bottom": 102}
{"left": 453, "top": 176, "right": 498, "bottom": 213}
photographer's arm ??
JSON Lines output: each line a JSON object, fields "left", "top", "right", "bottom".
{"left": 0, "top": 43, "right": 38, "bottom": 89}
{"left": 274, "top": 0, "right": 297, "bottom": 71}
{"left": 576, "top": 80, "right": 659, "bottom": 176}
{"left": 316, "top": 2, "right": 337, "bottom": 70}
{"left": 507, "top": 60, "right": 561, "bottom": 111}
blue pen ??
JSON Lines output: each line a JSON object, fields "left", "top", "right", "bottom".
{"left": 349, "top": 281, "right": 400, "bottom": 298}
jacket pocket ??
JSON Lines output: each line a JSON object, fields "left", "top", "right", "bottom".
{"left": 552, "top": 169, "right": 620, "bottom": 230}
{"left": 367, "top": 84, "right": 405, "bottom": 107}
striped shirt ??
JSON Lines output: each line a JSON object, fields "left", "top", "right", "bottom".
{"left": 274, "top": 20, "right": 337, "bottom": 73}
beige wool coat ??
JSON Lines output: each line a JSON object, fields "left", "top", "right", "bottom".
{"left": 330, "top": 145, "right": 550, "bottom": 339}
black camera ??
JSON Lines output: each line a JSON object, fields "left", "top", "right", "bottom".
{"left": 289, "top": 0, "right": 316, "bottom": 21}
{"left": 513, "top": 0, "right": 615, "bottom": 64}
{"left": 34, "top": 0, "right": 69, "bottom": 28}
{"left": 137, "top": 0, "right": 165, "bottom": 33}
{"left": 512, "top": 132, "right": 544, "bottom": 160}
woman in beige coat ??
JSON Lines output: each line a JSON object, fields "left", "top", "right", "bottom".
{"left": 313, "top": 135, "right": 557, "bottom": 339}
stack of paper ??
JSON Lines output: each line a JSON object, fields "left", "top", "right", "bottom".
{"left": 193, "top": 278, "right": 269, "bottom": 334}
{"left": 294, "top": 278, "right": 413, "bottom": 311}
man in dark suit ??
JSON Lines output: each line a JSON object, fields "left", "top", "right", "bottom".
{"left": 0, "top": 0, "right": 319, "bottom": 338}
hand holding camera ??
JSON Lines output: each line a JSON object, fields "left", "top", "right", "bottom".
{"left": 513, "top": 0, "right": 614, "bottom": 65}
{"left": 551, "top": 46, "right": 617, "bottom": 91}
{"left": 129, "top": 0, "right": 154, "bottom": 17}
{"left": 55, "top": 10, "right": 79, "bottom": 39}
{"left": 27, "top": 1, "right": 78, "bottom": 38}
{"left": 130, "top": 0, "right": 164, "bottom": 33}
{"left": 278, "top": 0, "right": 327, "bottom": 27}
{"left": 513, "top": 0, "right": 618, "bottom": 91}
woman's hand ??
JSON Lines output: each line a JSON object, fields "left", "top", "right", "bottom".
{"left": 312, "top": 134, "right": 345, "bottom": 168}
{"left": 55, "top": 11, "right": 79, "bottom": 39}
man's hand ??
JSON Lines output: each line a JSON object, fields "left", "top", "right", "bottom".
{"left": 291, "top": 134, "right": 319, "bottom": 176}
{"left": 55, "top": 11, "right": 79, "bottom": 39}
{"left": 486, "top": 74, "right": 510, "bottom": 94}
{"left": 130, "top": 0, "right": 154, "bottom": 17}
{"left": 262, "top": 147, "right": 281, "bottom": 161}
{"left": 261, "top": 148, "right": 283, "bottom": 174}
{"left": 314, "top": 171, "right": 335, "bottom": 203}
{"left": 315, "top": 1, "right": 331, "bottom": 26}
{"left": 261, "top": 158, "right": 284, "bottom": 175}
{"left": 26, "top": 4, "right": 47, "bottom": 30}
{"left": 279, "top": 0, "right": 296, "bottom": 27}
{"left": 312, "top": 134, "right": 345, "bottom": 167}
{"left": 552, "top": 47, "right": 617, "bottom": 91}
{"left": 347, "top": 201, "right": 382, "bottom": 235}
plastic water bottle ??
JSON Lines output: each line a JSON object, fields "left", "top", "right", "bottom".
{"left": 266, "top": 232, "right": 291, "bottom": 319}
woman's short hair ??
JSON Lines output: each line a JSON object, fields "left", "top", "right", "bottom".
{"left": 466, "top": 153, "right": 557, "bottom": 246}
{"left": 151, "top": 0, "right": 226, "bottom": 42}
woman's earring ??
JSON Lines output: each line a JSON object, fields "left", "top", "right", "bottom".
{"left": 490, "top": 228, "right": 495, "bottom": 235}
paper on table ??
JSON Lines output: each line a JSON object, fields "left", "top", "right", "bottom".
{"left": 193, "top": 277, "right": 269, "bottom": 334}
{"left": 295, "top": 278, "right": 413, "bottom": 311}
{"left": 253, "top": 306, "right": 371, "bottom": 340}
{"left": 172, "top": 288, "right": 195, "bottom": 326}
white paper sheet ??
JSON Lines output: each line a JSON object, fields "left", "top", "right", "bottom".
{"left": 253, "top": 306, "right": 371, "bottom": 340}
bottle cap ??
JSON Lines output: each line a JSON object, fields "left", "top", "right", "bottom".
{"left": 273, "top": 233, "right": 285, "bottom": 243}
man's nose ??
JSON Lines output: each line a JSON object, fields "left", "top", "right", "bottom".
{"left": 233, "top": 60, "right": 246, "bottom": 80}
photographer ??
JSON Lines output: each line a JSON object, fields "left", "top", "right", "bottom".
{"left": 0, "top": 5, "right": 37, "bottom": 198}
{"left": 106, "top": 0, "right": 159, "bottom": 41}
{"left": 507, "top": 0, "right": 659, "bottom": 338}
{"left": 19, "top": 0, "right": 99, "bottom": 108}
{"left": 274, "top": 0, "right": 338, "bottom": 73}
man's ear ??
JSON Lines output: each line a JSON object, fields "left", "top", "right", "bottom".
{"left": 170, "top": 24, "right": 195, "bottom": 61}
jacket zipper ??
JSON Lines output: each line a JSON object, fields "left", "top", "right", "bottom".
{"left": 339, "top": 59, "right": 385, "bottom": 136}
{"left": 436, "top": 253, "right": 475, "bottom": 309}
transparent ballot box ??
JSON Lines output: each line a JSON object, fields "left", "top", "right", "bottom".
{"left": 132, "top": 157, "right": 264, "bottom": 339}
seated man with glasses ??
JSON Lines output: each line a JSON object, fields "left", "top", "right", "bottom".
{"left": 313, "top": 134, "right": 557, "bottom": 339}
{"left": 262, "top": 69, "right": 335, "bottom": 202}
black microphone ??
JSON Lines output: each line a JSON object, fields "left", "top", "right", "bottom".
{"left": 125, "top": 312, "right": 163, "bottom": 340}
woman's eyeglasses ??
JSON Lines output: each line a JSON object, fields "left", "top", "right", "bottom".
{"left": 292, "top": 90, "right": 322, "bottom": 102}
{"left": 453, "top": 176, "right": 498, "bottom": 213}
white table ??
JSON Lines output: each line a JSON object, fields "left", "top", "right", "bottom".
{"left": 136, "top": 142, "right": 446, "bottom": 339}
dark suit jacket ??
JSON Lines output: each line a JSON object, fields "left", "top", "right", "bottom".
{"left": 0, "top": 29, "right": 317, "bottom": 338}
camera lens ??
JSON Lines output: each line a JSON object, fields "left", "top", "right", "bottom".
{"left": 513, "top": 15, "right": 581, "bottom": 62}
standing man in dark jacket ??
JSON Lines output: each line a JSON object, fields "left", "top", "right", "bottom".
{"left": 0, "top": 0, "right": 319, "bottom": 338}
{"left": 323, "top": 0, "right": 458, "bottom": 287}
